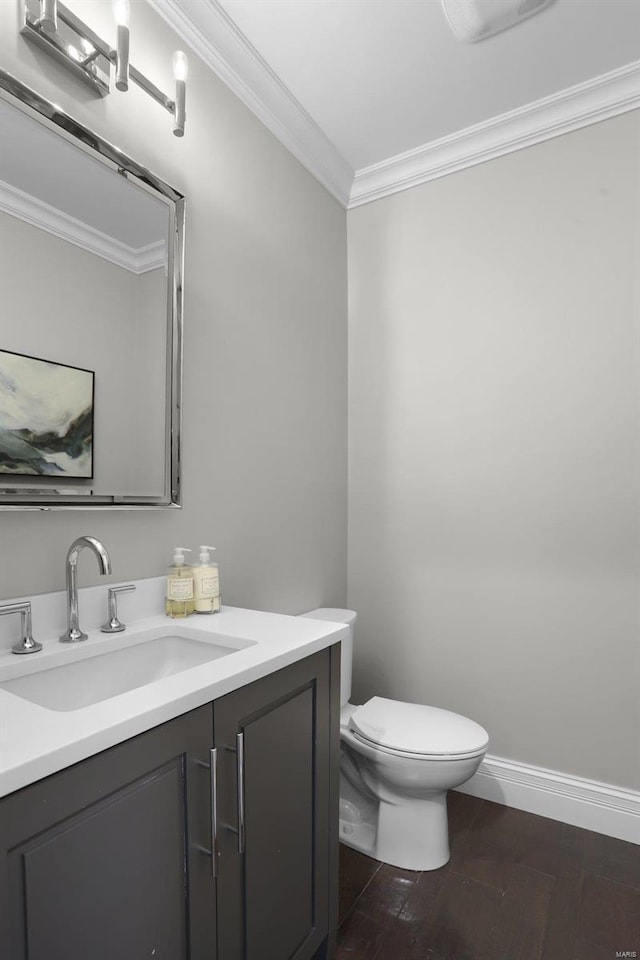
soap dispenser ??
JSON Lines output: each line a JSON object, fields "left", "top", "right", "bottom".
{"left": 165, "top": 547, "right": 195, "bottom": 618}
{"left": 193, "top": 545, "right": 221, "bottom": 614}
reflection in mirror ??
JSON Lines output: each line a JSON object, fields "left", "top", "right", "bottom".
{"left": 0, "top": 71, "right": 184, "bottom": 509}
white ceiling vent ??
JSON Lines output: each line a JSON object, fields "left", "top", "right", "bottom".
{"left": 441, "top": 0, "right": 555, "bottom": 43}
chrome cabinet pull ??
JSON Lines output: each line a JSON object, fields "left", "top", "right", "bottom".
{"left": 210, "top": 747, "right": 219, "bottom": 876}
{"left": 236, "top": 732, "right": 245, "bottom": 855}
{"left": 190, "top": 752, "right": 218, "bottom": 877}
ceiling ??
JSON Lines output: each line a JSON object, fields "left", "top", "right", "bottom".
{"left": 152, "top": 0, "right": 640, "bottom": 206}
{"left": 0, "top": 100, "right": 168, "bottom": 247}
{"left": 0, "top": 99, "right": 168, "bottom": 272}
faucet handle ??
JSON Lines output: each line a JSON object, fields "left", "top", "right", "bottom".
{"left": 0, "top": 601, "right": 43, "bottom": 655}
{"left": 101, "top": 584, "right": 136, "bottom": 634}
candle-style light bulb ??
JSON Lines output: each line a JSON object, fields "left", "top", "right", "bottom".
{"left": 113, "top": 0, "right": 130, "bottom": 91}
{"left": 112, "top": 0, "right": 130, "bottom": 27}
{"left": 39, "top": 0, "right": 57, "bottom": 34}
{"left": 172, "top": 51, "right": 188, "bottom": 137}
{"left": 172, "top": 50, "right": 188, "bottom": 82}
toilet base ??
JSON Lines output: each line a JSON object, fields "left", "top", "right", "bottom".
{"left": 338, "top": 795, "right": 377, "bottom": 856}
{"left": 375, "top": 791, "right": 450, "bottom": 871}
{"left": 339, "top": 817, "right": 377, "bottom": 856}
{"left": 339, "top": 790, "right": 451, "bottom": 871}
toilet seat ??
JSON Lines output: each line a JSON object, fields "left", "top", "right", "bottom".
{"left": 348, "top": 696, "right": 489, "bottom": 760}
{"left": 346, "top": 728, "right": 487, "bottom": 762}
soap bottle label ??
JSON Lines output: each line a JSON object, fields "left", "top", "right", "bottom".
{"left": 197, "top": 573, "right": 219, "bottom": 597}
{"left": 167, "top": 576, "right": 194, "bottom": 600}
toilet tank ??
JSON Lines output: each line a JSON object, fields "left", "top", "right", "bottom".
{"left": 299, "top": 608, "right": 357, "bottom": 706}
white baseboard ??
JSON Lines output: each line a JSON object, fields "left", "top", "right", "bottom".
{"left": 455, "top": 754, "right": 640, "bottom": 845}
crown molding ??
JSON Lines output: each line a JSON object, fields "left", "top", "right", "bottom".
{"left": 350, "top": 61, "right": 640, "bottom": 208}
{"left": 0, "top": 180, "right": 166, "bottom": 274}
{"left": 144, "top": 2, "right": 638, "bottom": 210}
{"left": 147, "top": 0, "right": 353, "bottom": 207}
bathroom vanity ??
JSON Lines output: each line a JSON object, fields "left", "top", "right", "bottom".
{"left": 0, "top": 605, "right": 345, "bottom": 960}
{"left": 0, "top": 56, "right": 344, "bottom": 960}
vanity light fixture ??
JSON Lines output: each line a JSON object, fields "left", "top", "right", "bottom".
{"left": 20, "top": 0, "right": 188, "bottom": 136}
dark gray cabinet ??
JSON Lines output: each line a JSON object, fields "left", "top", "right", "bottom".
{"left": 215, "top": 649, "right": 337, "bottom": 960}
{"left": 0, "top": 704, "right": 215, "bottom": 960}
{"left": 0, "top": 646, "right": 340, "bottom": 960}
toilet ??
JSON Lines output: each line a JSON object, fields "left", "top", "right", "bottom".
{"left": 300, "top": 608, "right": 489, "bottom": 871}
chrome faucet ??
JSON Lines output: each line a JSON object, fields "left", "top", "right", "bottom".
{"left": 60, "top": 536, "right": 112, "bottom": 643}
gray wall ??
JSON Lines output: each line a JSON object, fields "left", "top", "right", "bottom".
{"left": 348, "top": 112, "right": 640, "bottom": 790}
{"left": 0, "top": 0, "right": 347, "bottom": 612}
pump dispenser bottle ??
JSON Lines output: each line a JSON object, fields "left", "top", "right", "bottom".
{"left": 193, "top": 545, "right": 221, "bottom": 614}
{"left": 165, "top": 547, "right": 195, "bottom": 618}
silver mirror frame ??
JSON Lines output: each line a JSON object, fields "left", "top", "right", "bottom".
{"left": 0, "top": 69, "right": 184, "bottom": 510}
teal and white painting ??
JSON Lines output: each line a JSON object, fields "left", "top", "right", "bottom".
{"left": 0, "top": 350, "right": 94, "bottom": 478}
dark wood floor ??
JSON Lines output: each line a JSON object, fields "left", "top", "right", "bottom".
{"left": 337, "top": 793, "right": 640, "bottom": 960}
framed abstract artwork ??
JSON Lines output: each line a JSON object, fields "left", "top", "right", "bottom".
{"left": 0, "top": 350, "right": 94, "bottom": 479}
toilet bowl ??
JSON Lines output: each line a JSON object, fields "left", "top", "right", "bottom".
{"left": 300, "top": 609, "right": 489, "bottom": 871}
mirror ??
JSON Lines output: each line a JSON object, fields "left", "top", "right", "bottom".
{"left": 0, "top": 70, "right": 184, "bottom": 509}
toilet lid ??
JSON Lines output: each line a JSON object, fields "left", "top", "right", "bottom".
{"left": 349, "top": 697, "right": 489, "bottom": 758}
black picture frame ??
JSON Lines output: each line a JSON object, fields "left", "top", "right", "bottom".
{"left": 0, "top": 349, "right": 95, "bottom": 480}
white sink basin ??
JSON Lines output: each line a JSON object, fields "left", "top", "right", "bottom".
{"left": 1, "top": 633, "right": 253, "bottom": 712}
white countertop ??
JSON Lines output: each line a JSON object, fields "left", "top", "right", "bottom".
{"left": 0, "top": 606, "right": 347, "bottom": 798}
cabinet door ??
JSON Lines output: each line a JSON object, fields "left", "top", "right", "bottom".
{"left": 214, "top": 648, "right": 339, "bottom": 960}
{"left": 0, "top": 706, "right": 216, "bottom": 960}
